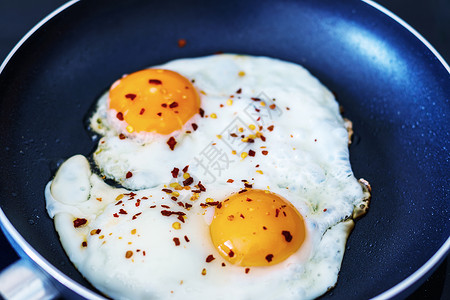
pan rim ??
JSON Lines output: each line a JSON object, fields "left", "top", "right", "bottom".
{"left": 0, "top": 0, "right": 448, "bottom": 299}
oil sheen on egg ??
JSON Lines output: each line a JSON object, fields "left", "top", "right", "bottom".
{"left": 46, "top": 54, "right": 370, "bottom": 300}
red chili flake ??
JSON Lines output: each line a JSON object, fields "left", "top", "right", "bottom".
{"left": 182, "top": 165, "right": 189, "bottom": 173}
{"left": 171, "top": 167, "right": 179, "bottom": 178}
{"left": 116, "top": 112, "right": 124, "bottom": 121}
{"left": 142, "top": 196, "right": 148, "bottom": 200}
{"left": 167, "top": 137, "right": 177, "bottom": 150}
{"left": 115, "top": 200, "right": 123, "bottom": 206}
{"left": 286, "top": 107, "right": 290, "bottom": 110}
{"left": 260, "top": 135, "right": 266, "bottom": 142}
{"left": 269, "top": 104, "right": 276, "bottom": 110}
{"left": 81, "top": 241, "right": 88, "bottom": 247}
{"left": 143, "top": 251, "right": 146, "bottom": 256}
{"left": 240, "top": 214, "right": 245, "bottom": 219}
{"left": 139, "top": 108, "right": 145, "bottom": 115}
{"left": 199, "top": 108, "right": 205, "bottom": 117}
{"left": 265, "top": 254, "right": 274, "bottom": 263}
{"left": 323, "top": 208, "right": 327, "bottom": 212}
{"left": 185, "top": 203, "right": 192, "bottom": 209}
{"left": 247, "top": 138, "right": 255, "bottom": 143}
{"left": 113, "top": 213, "right": 119, "bottom": 218}
{"left": 173, "top": 237, "right": 181, "bottom": 246}
{"left": 206, "top": 255, "right": 215, "bottom": 263}
{"left": 178, "top": 39, "right": 186, "bottom": 48}
{"left": 245, "top": 268, "right": 250, "bottom": 274}
{"left": 248, "top": 150, "right": 256, "bottom": 157}
{"left": 198, "top": 181, "right": 206, "bottom": 192}
{"left": 162, "top": 188, "right": 172, "bottom": 194}
{"left": 191, "top": 190, "right": 201, "bottom": 193}
{"left": 184, "top": 235, "right": 190, "bottom": 242}
{"left": 282, "top": 230, "right": 293, "bottom": 242}
{"left": 255, "top": 108, "right": 260, "bottom": 112}
{"left": 149, "top": 79, "right": 162, "bottom": 85}
{"left": 161, "top": 103, "right": 168, "bottom": 108}
{"left": 217, "top": 202, "right": 222, "bottom": 209}
{"left": 244, "top": 183, "right": 253, "bottom": 188}
{"left": 125, "top": 93, "right": 136, "bottom": 100}
{"left": 157, "top": 112, "right": 162, "bottom": 116}
{"left": 119, "top": 209, "right": 128, "bottom": 215}
{"left": 238, "top": 189, "right": 247, "bottom": 194}
{"left": 132, "top": 212, "right": 142, "bottom": 220}
{"left": 220, "top": 104, "right": 224, "bottom": 108}
{"left": 177, "top": 201, "right": 184, "bottom": 207}
{"left": 183, "top": 177, "right": 194, "bottom": 186}
{"left": 275, "top": 208, "right": 280, "bottom": 217}
{"left": 230, "top": 133, "right": 238, "bottom": 138}
{"left": 267, "top": 125, "right": 274, "bottom": 132}
{"left": 73, "top": 218, "right": 87, "bottom": 228}
{"left": 246, "top": 198, "right": 253, "bottom": 202}
{"left": 177, "top": 215, "right": 185, "bottom": 223}
{"left": 126, "top": 171, "right": 133, "bottom": 179}
{"left": 257, "top": 117, "right": 261, "bottom": 121}
{"left": 283, "top": 211, "right": 287, "bottom": 216}
{"left": 255, "top": 164, "right": 260, "bottom": 168}
{"left": 263, "top": 226, "right": 267, "bottom": 230}
{"left": 95, "top": 229, "right": 101, "bottom": 234}
{"left": 227, "top": 215, "right": 235, "bottom": 221}
{"left": 315, "top": 139, "right": 318, "bottom": 142}
{"left": 222, "top": 263, "right": 226, "bottom": 267}
{"left": 251, "top": 97, "right": 261, "bottom": 102}
{"left": 236, "top": 88, "right": 242, "bottom": 94}
{"left": 169, "top": 102, "right": 179, "bottom": 108}
{"left": 171, "top": 196, "right": 178, "bottom": 201}
{"left": 161, "top": 205, "right": 170, "bottom": 209}
{"left": 262, "top": 150, "right": 269, "bottom": 155}
{"left": 227, "top": 179, "right": 234, "bottom": 183}
{"left": 192, "top": 123, "right": 198, "bottom": 131}
{"left": 150, "top": 205, "right": 156, "bottom": 208}
{"left": 228, "top": 250, "right": 235, "bottom": 258}
{"left": 119, "top": 133, "right": 126, "bottom": 140}
{"left": 161, "top": 210, "right": 186, "bottom": 217}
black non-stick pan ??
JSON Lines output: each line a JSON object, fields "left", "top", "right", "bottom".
{"left": 0, "top": 0, "right": 448, "bottom": 299}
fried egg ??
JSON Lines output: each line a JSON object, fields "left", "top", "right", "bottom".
{"left": 46, "top": 54, "right": 370, "bottom": 300}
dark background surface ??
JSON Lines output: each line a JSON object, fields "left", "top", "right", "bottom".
{"left": 0, "top": 0, "right": 448, "bottom": 299}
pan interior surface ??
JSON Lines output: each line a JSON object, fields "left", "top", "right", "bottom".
{"left": 0, "top": 0, "right": 448, "bottom": 299}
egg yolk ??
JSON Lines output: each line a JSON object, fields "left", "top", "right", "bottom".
{"left": 210, "top": 189, "right": 306, "bottom": 267}
{"left": 109, "top": 69, "right": 200, "bottom": 135}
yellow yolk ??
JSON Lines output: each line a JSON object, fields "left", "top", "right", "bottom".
{"left": 109, "top": 69, "right": 200, "bottom": 135}
{"left": 210, "top": 189, "right": 306, "bottom": 267}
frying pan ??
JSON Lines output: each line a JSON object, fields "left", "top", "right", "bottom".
{"left": 0, "top": 0, "right": 448, "bottom": 299}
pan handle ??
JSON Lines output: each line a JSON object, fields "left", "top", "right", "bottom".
{"left": 0, "top": 259, "right": 59, "bottom": 300}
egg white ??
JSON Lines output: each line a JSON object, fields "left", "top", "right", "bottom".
{"left": 46, "top": 54, "right": 370, "bottom": 300}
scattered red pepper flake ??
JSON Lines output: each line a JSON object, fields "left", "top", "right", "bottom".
{"left": 262, "top": 150, "right": 269, "bottom": 155}
{"left": 182, "top": 165, "right": 189, "bottom": 173}
{"left": 222, "top": 262, "right": 226, "bottom": 267}
{"left": 184, "top": 235, "right": 190, "bottom": 242}
{"left": 119, "top": 209, "right": 127, "bottom": 215}
{"left": 238, "top": 189, "right": 247, "bottom": 194}
{"left": 171, "top": 167, "right": 179, "bottom": 178}
{"left": 263, "top": 226, "right": 267, "bottom": 230}
{"left": 162, "top": 188, "right": 172, "bottom": 194}
{"left": 206, "top": 255, "right": 215, "bottom": 263}
{"left": 245, "top": 268, "right": 250, "bottom": 274}
{"left": 197, "top": 181, "right": 206, "bottom": 192}
{"left": 192, "top": 123, "right": 198, "bottom": 131}
{"left": 119, "top": 133, "right": 126, "bottom": 140}
{"left": 139, "top": 108, "right": 145, "bottom": 115}
{"left": 323, "top": 208, "right": 327, "bottom": 212}
{"left": 183, "top": 177, "right": 194, "bottom": 186}
{"left": 275, "top": 208, "right": 280, "bottom": 217}
{"left": 248, "top": 150, "right": 255, "bottom": 157}
{"left": 150, "top": 205, "right": 156, "bottom": 208}
{"left": 246, "top": 197, "right": 253, "bottom": 202}
{"left": 132, "top": 212, "right": 142, "bottom": 220}
{"left": 228, "top": 250, "right": 235, "bottom": 258}
{"left": 260, "top": 135, "right": 266, "bottom": 142}
{"left": 113, "top": 213, "right": 119, "bottom": 218}
{"left": 286, "top": 107, "right": 290, "bottom": 110}
{"left": 161, "top": 205, "right": 170, "bottom": 209}
{"left": 267, "top": 125, "right": 274, "bottom": 132}
{"left": 178, "top": 39, "right": 186, "bottom": 48}
{"left": 282, "top": 230, "right": 293, "bottom": 242}
{"left": 169, "top": 102, "right": 179, "bottom": 108}
{"left": 157, "top": 112, "right": 162, "bottom": 116}
{"left": 236, "top": 88, "right": 242, "bottom": 94}
{"left": 115, "top": 200, "right": 123, "bottom": 206}
{"left": 73, "top": 218, "right": 87, "bottom": 228}
{"left": 265, "top": 254, "right": 274, "bottom": 263}
{"left": 149, "top": 79, "right": 162, "bottom": 85}
{"left": 167, "top": 137, "right": 177, "bottom": 150}
{"left": 161, "top": 210, "right": 186, "bottom": 217}
{"left": 177, "top": 215, "right": 185, "bottom": 223}
{"left": 240, "top": 214, "right": 245, "bottom": 219}
{"left": 81, "top": 241, "right": 87, "bottom": 247}
{"left": 251, "top": 97, "right": 261, "bottom": 102}
{"left": 199, "top": 108, "right": 205, "bottom": 117}
{"left": 126, "top": 171, "right": 133, "bottom": 179}
{"left": 269, "top": 104, "right": 276, "bottom": 110}
{"left": 125, "top": 93, "right": 136, "bottom": 100}
{"left": 227, "top": 215, "right": 235, "bottom": 221}
{"left": 244, "top": 183, "right": 253, "bottom": 188}
{"left": 173, "top": 237, "right": 181, "bottom": 246}
{"left": 116, "top": 112, "right": 124, "bottom": 121}
{"left": 227, "top": 179, "right": 234, "bottom": 183}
